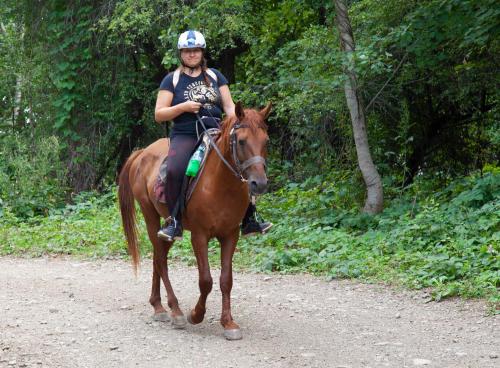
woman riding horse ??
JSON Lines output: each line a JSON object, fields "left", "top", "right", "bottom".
{"left": 119, "top": 100, "right": 271, "bottom": 339}
{"left": 155, "top": 30, "right": 272, "bottom": 241}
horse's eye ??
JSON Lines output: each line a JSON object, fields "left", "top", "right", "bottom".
{"left": 238, "top": 139, "right": 246, "bottom": 146}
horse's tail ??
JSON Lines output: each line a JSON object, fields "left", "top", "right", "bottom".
{"left": 118, "top": 149, "right": 144, "bottom": 274}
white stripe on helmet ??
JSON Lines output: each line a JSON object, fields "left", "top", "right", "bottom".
{"left": 178, "top": 30, "right": 206, "bottom": 49}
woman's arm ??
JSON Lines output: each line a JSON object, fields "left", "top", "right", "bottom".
{"left": 219, "top": 85, "right": 235, "bottom": 118}
{"left": 154, "top": 90, "right": 202, "bottom": 123}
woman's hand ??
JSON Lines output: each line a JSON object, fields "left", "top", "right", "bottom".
{"left": 155, "top": 92, "right": 203, "bottom": 122}
{"left": 182, "top": 101, "right": 203, "bottom": 114}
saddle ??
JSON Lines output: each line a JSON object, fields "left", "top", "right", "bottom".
{"left": 154, "top": 128, "right": 221, "bottom": 210}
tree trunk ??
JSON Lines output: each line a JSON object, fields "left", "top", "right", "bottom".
{"left": 334, "top": 0, "right": 383, "bottom": 213}
{"left": 13, "top": 74, "right": 22, "bottom": 128}
{"left": 214, "top": 41, "right": 249, "bottom": 84}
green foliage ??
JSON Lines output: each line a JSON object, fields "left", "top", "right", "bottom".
{"left": 0, "top": 188, "right": 136, "bottom": 257}
{"left": 1, "top": 173, "right": 498, "bottom": 305}
{"left": 48, "top": 5, "right": 93, "bottom": 138}
{"left": 350, "top": 0, "right": 499, "bottom": 181}
{"left": 0, "top": 187, "right": 193, "bottom": 262}
{"left": 0, "top": 134, "right": 68, "bottom": 218}
{"left": 2, "top": 0, "right": 498, "bottom": 192}
{"left": 237, "top": 172, "right": 499, "bottom": 302}
{"left": 0, "top": 0, "right": 498, "bottom": 308}
{"left": 0, "top": 1, "right": 54, "bottom": 139}
{"left": 0, "top": 11, "right": 19, "bottom": 126}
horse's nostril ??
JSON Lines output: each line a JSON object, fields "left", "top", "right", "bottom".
{"left": 249, "top": 179, "right": 268, "bottom": 195}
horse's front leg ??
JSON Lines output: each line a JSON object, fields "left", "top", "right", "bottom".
{"left": 187, "top": 232, "right": 213, "bottom": 325}
{"left": 218, "top": 231, "right": 242, "bottom": 340}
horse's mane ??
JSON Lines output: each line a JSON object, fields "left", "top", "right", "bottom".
{"left": 218, "top": 109, "right": 268, "bottom": 154}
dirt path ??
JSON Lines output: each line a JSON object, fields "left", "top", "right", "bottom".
{"left": 0, "top": 257, "right": 498, "bottom": 368}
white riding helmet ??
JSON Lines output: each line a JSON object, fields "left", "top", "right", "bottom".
{"left": 177, "top": 30, "right": 206, "bottom": 50}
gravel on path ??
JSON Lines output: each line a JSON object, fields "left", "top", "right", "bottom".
{"left": 0, "top": 257, "right": 498, "bottom": 368}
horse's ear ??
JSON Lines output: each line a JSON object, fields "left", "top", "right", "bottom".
{"left": 260, "top": 102, "right": 272, "bottom": 120}
{"left": 235, "top": 101, "right": 245, "bottom": 120}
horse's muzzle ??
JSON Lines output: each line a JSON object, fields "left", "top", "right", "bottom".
{"left": 249, "top": 176, "right": 268, "bottom": 195}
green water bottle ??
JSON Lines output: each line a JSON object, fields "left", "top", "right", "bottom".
{"left": 186, "top": 144, "right": 206, "bottom": 177}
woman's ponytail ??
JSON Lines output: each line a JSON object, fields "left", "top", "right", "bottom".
{"left": 200, "top": 57, "right": 211, "bottom": 87}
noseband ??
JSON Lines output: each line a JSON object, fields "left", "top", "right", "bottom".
{"left": 229, "top": 123, "right": 267, "bottom": 181}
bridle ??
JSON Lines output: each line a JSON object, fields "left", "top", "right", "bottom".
{"left": 229, "top": 123, "right": 267, "bottom": 181}
{"left": 195, "top": 115, "right": 267, "bottom": 183}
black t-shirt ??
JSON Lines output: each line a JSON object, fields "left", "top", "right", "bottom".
{"left": 159, "top": 68, "right": 228, "bottom": 136}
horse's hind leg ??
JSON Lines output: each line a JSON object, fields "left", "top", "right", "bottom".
{"left": 141, "top": 203, "right": 186, "bottom": 328}
{"left": 187, "top": 232, "right": 212, "bottom": 325}
{"left": 149, "top": 263, "right": 165, "bottom": 314}
{"left": 218, "top": 232, "right": 242, "bottom": 340}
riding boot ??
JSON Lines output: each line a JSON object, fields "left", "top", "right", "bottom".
{"left": 241, "top": 202, "right": 273, "bottom": 237}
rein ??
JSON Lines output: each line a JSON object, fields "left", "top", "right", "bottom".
{"left": 195, "top": 114, "right": 266, "bottom": 182}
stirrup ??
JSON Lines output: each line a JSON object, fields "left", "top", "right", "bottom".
{"left": 157, "top": 217, "right": 183, "bottom": 242}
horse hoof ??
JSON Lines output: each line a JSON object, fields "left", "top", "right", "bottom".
{"left": 187, "top": 312, "right": 203, "bottom": 325}
{"left": 152, "top": 312, "right": 170, "bottom": 322}
{"left": 171, "top": 315, "right": 187, "bottom": 329}
{"left": 223, "top": 329, "right": 243, "bottom": 341}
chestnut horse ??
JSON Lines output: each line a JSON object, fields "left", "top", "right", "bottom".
{"left": 118, "top": 102, "right": 271, "bottom": 340}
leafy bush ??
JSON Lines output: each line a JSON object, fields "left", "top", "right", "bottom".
{"left": 0, "top": 134, "right": 68, "bottom": 218}
{"left": 0, "top": 172, "right": 498, "bottom": 306}
{"left": 238, "top": 172, "right": 499, "bottom": 302}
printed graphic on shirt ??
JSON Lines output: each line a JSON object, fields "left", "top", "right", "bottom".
{"left": 184, "top": 81, "right": 219, "bottom": 109}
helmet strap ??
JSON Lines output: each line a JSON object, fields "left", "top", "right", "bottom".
{"left": 180, "top": 63, "right": 200, "bottom": 75}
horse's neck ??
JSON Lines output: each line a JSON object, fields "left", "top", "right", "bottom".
{"left": 201, "top": 145, "right": 247, "bottom": 199}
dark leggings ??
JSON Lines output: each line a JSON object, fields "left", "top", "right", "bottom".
{"left": 165, "top": 134, "right": 198, "bottom": 216}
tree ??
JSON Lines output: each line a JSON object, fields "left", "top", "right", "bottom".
{"left": 334, "top": 0, "right": 383, "bottom": 213}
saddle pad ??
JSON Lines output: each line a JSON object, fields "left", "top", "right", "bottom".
{"left": 154, "top": 141, "right": 173, "bottom": 204}
{"left": 154, "top": 170, "right": 168, "bottom": 204}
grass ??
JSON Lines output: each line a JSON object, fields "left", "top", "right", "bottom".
{"left": 0, "top": 172, "right": 498, "bottom": 312}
